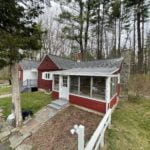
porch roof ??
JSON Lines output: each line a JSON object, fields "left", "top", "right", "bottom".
{"left": 52, "top": 67, "right": 120, "bottom": 77}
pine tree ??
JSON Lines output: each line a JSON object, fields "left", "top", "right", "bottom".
{"left": 0, "top": 0, "right": 44, "bottom": 127}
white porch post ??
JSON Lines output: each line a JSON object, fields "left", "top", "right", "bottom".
{"left": 70, "top": 125, "right": 85, "bottom": 150}
{"left": 105, "top": 77, "right": 111, "bottom": 112}
{"left": 68, "top": 76, "right": 70, "bottom": 92}
{"left": 59, "top": 75, "right": 62, "bottom": 98}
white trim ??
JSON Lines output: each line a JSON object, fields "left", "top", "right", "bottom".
{"left": 105, "top": 77, "right": 111, "bottom": 112}
{"left": 90, "top": 77, "right": 93, "bottom": 97}
{"left": 110, "top": 93, "right": 118, "bottom": 101}
{"left": 53, "top": 90, "right": 59, "bottom": 92}
{"left": 52, "top": 71, "right": 120, "bottom": 77}
{"left": 111, "top": 68, "right": 120, "bottom": 74}
{"left": 70, "top": 93, "right": 106, "bottom": 103}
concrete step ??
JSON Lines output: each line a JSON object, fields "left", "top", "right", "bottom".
{"left": 52, "top": 99, "right": 68, "bottom": 107}
{"left": 48, "top": 103, "right": 62, "bottom": 110}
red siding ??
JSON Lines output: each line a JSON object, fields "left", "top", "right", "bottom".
{"left": 38, "top": 56, "right": 58, "bottom": 71}
{"left": 52, "top": 91, "right": 59, "bottom": 99}
{"left": 38, "top": 56, "right": 59, "bottom": 90}
{"left": 110, "top": 95, "right": 118, "bottom": 108}
{"left": 69, "top": 94, "right": 106, "bottom": 113}
{"left": 38, "top": 70, "right": 53, "bottom": 90}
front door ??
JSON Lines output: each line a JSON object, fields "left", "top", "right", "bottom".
{"left": 59, "top": 76, "right": 69, "bottom": 100}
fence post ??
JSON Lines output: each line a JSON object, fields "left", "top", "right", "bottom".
{"left": 70, "top": 124, "right": 85, "bottom": 150}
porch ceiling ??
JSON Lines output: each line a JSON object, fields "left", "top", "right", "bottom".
{"left": 52, "top": 67, "right": 120, "bottom": 77}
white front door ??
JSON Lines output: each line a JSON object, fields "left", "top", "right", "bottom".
{"left": 59, "top": 76, "right": 69, "bottom": 100}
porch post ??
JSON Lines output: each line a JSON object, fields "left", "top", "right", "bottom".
{"left": 59, "top": 75, "right": 62, "bottom": 93}
{"left": 105, "top": 77, "right": 111, "bottom": 112}
{"left": 68, "top": 76, "right": 70, "bottom": 92}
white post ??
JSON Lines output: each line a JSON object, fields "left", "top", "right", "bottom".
{"left": 78, "top": 125, "right": 85, "bottom": 150}
{"left": 70, "top": 124, "right": 85, "bottom": 150}
{"left": 105, "top": 77, "right": 111, "bottom": 112}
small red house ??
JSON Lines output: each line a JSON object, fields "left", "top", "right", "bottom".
{"left": 37, "top": 55, "right": 76, "bottom": 91}
{"left": 51, "top": 58, "right": 123, "bottom": 113}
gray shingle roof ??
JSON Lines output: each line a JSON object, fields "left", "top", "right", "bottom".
{"left": 19, "top": 60, "right": 39, "bottom": 70}
{"left": 75, "top": 57, "right": 123, "bottom": 69}
{"left": 48, "top": 55, "right": 77, "bottom": 69}
{"left": 48, "top": 55, "right": 123, "bottom": 71}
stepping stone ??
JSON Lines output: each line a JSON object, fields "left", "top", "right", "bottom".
{"left": 0, "top": 130, "right": 11, "bottom": 142}
{"left": 9, "top": 132, "right": 31, "bottom": 149}
{"left": 16, "top": 144, "right": 32, "bottom": 150}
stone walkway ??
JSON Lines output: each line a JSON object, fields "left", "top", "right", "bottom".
{"left": 9, "top": 104, "right": 69, "bottom": 150}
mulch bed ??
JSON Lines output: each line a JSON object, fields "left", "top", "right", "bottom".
{"left": 24, "top": 106, "right": 102, "bottom": 150}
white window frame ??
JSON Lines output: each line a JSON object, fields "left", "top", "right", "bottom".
{"left": 70, "top": 76, "right": 106, "bottom": 102}
{"left": 42, "top": 72, "right": 52, "bottom": 80}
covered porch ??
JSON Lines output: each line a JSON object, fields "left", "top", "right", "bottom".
{"left": 52, "top": 68, "right": 120, "bottom": 113}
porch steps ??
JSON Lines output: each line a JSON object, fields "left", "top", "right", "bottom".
{"left": 48, "top": 103, "right": 62, "bottom": 110}
{"left": 48, "top": 99, "right": 69, "bottom": 110}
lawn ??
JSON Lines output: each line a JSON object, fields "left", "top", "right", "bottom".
{"left": 0, "top": 86, "right": 11, "bottom": 95}
{"left": 0, "top": 92, "right": 52, "bottom": 118}
{"left": 105, "top": 96, "right": 150, "bottom": 150}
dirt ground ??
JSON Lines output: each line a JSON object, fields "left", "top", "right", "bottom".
{"left": 24, "top": 106, "right": 102, "bottom": 150}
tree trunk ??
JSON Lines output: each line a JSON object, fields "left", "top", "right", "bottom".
{"left": 11, "top": 63, "right": 22, "bottom": 127}
{"left": 100, "top": 2, "right": 105, "bottom": 59}
{"left": 137, "top": 11, "right": 143, "bottom": 73}
{"left": 84, "top": 0, "right": 91, "bottom": 55}
{"left": 79, "top": 1, "right": 84, "bottom": 60}
{"left": 114, "top": 19, "right": 117, "bottom": 57}
{"left": 118, "top": 18, "right": 121, "bottom": 56}
{"left": 97, "top": 7, "right": 101, "bottom": 59}
{"left": 133, "top": 9, "right": 136, "bottom": 74}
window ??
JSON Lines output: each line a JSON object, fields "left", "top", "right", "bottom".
{"left": 110, "top": 77, "right": 118, "bottom": 97}
{"left": 70, "top": 76, "right": 106, "bottom": 101}
{"left": 63, "top": 76, "right": 68, "bottom": 87}
{"left": 42, "top": 72, "right": 52, "bottom": 80}
{"left": 80, "top": 76, "right": 91, "bottom": 97}
{"left": 92, "top": 77, "right": 105, "bottom": 99}
{"left": 54, "top": 75, "right": 59, "bottom": 91}
{"left": 70, "top": 76, "right": 79, "bottom": 94}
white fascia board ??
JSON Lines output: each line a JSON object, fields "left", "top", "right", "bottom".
{"left": 52, "top": 71, "right": 119, "bottom": 77}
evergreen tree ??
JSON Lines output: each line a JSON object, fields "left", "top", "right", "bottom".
{"left": 0, "top": 0, "right": 44, "bottom": 127}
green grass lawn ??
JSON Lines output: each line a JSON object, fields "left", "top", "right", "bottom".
{"left": 0, "top": 92, "right": 52, "bottom": 118}
{"left": 0, "top": 86, "right": 11, "bottom": 95}
{"left": 105, "top": 96, "right": 150, "bottom": 150}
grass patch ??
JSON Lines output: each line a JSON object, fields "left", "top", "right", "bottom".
{"left": 105, "top": 97, "right": 150, "bottom": 150}
{"left": 0, "top": 86, "right": 11, "bottom": 95}
{"left": 0, "top": 92, "right": 52, "bottom": 118}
